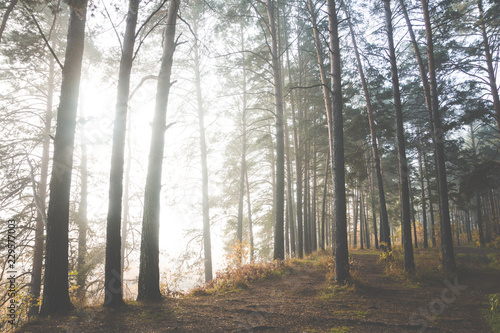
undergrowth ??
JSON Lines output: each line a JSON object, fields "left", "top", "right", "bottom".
{"left": 190, "top": 260, "right": 290, "bottom": 296}
{"left": 378, "top": 245, "right": 451, "bottom": 286}
{"left": 320, "top": 256, "right": 365, "bottom": 300}
{"left": 484, "top": 293, "right": 500, "bottom": 332}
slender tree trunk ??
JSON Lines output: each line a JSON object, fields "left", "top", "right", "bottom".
{"left": 121, "top": 126, "right": 131, "bottom": 283}
{"left": 384, "top": 0, "right": 414, "bottom": 273}
{"left": 266, "top": 0, "right": 285, "bottom": 260}
{"left": 328, "top": 0, "right": 349, "bottom": 284}
{"left": 367, "top": 149, "right": 379, "bottom": 249}
{"left": 400, "top": 0, "right": 441, "bottom": 248}
{"left": 29, "top": 56, "right": 54, "bottom": 316}
{"left": 359, "top": 186, "right": 364, "bottom": 250}
{"left": 137, "top": 0, "right": 179, "bottom": 301}
{"left": 41, "top": 4, "right": 87, "bottom": 316}
{"left": 420, "top": 0, "right": 456, "bottom": 271}
{"left": 245, "top": 170, "right": 254, "bottom": 261}
{"left": 287, "top": 52, "right": 303, "bottom": 259}
{"left": 353, "top": 187, "right": 358, "bottom": 247}
{"left": 477, "top": 0, "right": 500, "bottom": 134}
{"left": 284, "top": 101, "right": 295, "bottom": 257}
{"left": 321, "top": 152, "right": 330, "bottom": 251}
{"left": 417, "top": 135, "right": 429, "bottom": 248}
{"left": 312, "top": 138, "right": 318, "bottom": 252}
{"left": 237, "top": 22, "right": 248, "bottom": 260}
{"left": 0, "top": 0, "right": 17, "bottom": 43}
{"left": 283, "top": 16, "right": 296, "bottom": 257}
{"left": 105, "top": 0, "right": 140, "bottom": 308}
{"left": 304, "top": 152, "right": 310, "bottom": 255}
{"left": 409, "top": 173, "right": 418, "bottom": 248}
{"left": 77, "top": 116, "right": 88, "bottom": 304}
{"left": 237, "top": 124, "right": 246, "bottom": 258}
{"left": 362, "top": 190, "right": 370, "bottom": 249}
{"left": 192, "top": 21, "right": 213, "bottom": 282}
{"left": 424, "top": 154, "right": 437, "bottom": 247}
{"left": 465, "top": 210, "right": 472, "bottom": 243}
{"left": 342, "top": 0, "right": 390, "bottom": 250}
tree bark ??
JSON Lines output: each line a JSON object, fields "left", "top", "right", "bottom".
{"left": 40, "top": 4, "right": 87, "bottom": 316}
{"left": 328, "top": 0, "right": 349, "bottom": 284}
{"left": 29, "top": 55, "right": 54, "bottom": 317}
{"left": 245, "top": 170, "right": 254, "bottom": 261}
{"left": 417, "top": 134, "right": 429, "bottom": 248}
{"left": 121, "top": 125, "right": 132, "bottom": 282}
{"left": 320, "top": 152, "right": 330, "bottom": 251}
{"left": 287, "top": 22, "right": 303, "bottom": 258}
{"left": 105, "top": 0, "right": 140, "bottom": 308}
{"left": 409, "top": 172, "right": 418, "bottom": 248}
{"left": 384, "top": 0, "right": 414, "bottom": 273}
{"left": 193, "top": 21, "right": 213, "bottom": 282}
{"left": 420, "top": 0, "right": 456, "bottom": 271}
{"left": 477, "top": 0, "right": 500, "bottom": 134}
{"left": 342, "top": 0, "right": 390, "bottom": 250}
{"left": 266, "top": 0, "right": 285, "bottom": 261}
{"left": 367, "top": 149, "right": 379, "bottom": 249}
{"left": 236, "top": 22, "right": 247, "bottom": 262}
{"left": 283, "top": 16, "right": 296, "bottom": 257}
{"left": 470, "top": 122, "right": 485, "bottom": 246}
{"left": 77, "top": 115, "right": 88, "bottom": 304}
{"left": 137, "top": 0, "right": 179, "bottom": 301}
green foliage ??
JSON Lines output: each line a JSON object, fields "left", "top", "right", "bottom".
{"left": 484, "top": 293, "right": 500, "bottom": 332}
{"left": 490, "top": 294, "right": 500, "bottom": 313}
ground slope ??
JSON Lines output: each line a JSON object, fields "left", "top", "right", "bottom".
{"left": 16, "top": 247, "right": 500, "bottom": 332}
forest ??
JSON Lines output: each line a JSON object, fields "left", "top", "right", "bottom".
{"left": 1, "top": 0, "right": 500, "bottom": 331}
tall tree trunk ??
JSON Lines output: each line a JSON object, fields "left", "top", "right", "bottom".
{"left": 384, "top": 0, "right": 414, "bottom": 273}
{"left": 359, "top": 185, "right": 364, "bottom": 250}
{"left": 477, "top": 0, "right": 500, "bottom": 134}
{"left": 236, "top": 22, "right": 248, "bottom": 260}
{"left": 342, "top": 0, "right": 390, "bottom": 250}
{"left": 105, "top": 0, "right": 140, "bottom": 308}
{"left": 284, "top": 103, "right": 295, "bottom": 257}
{"left": 266, "top": 0, "right": 285, "bottom": 261}
{"left": 121, "top": 125, "right": 131, "bottom": 282}
{"left": 328, "top": 0, "right": 349, "bottom": 284}
{"left": 409, "top": 173, "right": 418, "bottom": 248}
{"left": 137, "top": 0, "right": 179, "bottom": 301}
{"left": 362, "top": 190, "right": 370, "bottom": 249}
{"left": 312, "top": 138, "right": 318, "bottom": 252}
{"left": 465, "top": 210, "right": 472, "bottom": 243}
{"left": 353, "top": 187, "right": 358, "bottom": 247}
{"left": 321, "top": 152, "right": 330, "bottom": 251}
{"left": 400, "top": 0, "right": 441, "bottom": 248}
{"left": 29, "top": 56, "right": 54, "bottom": 316}
{"left": 283, "top": 16, "right": 296, "bottom": 257}
{"left": 420, "top": 0, "right": 456, "bottom": 271}
{"left": 424, "top": 153, "right": 437, "bottom": 247}
{"left": 245, "top": 170, "right": 254, "bottom": 261}
{"left": 304, "top": 151, "right": 310, "bottom": 255}
{"left": 40, "top": 3, "right": 87, "bottom": 316}
{"left": 417, "top": 135, "right": 429, "bottom": 248}
{"left": 193, "top": 22, "right": 213, "bottom": 282}
{"left": 289, "top": 35, "right": 303, "bottom": 260}
{"left": 77, "top": 115, "right": 88, "bottom": 304}
{"left": 367, "top": 149, "right": 379, "bottom": 249}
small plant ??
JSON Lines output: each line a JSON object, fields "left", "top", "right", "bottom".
{"left": 484, "top": 293, "right": 500, "bottom": 332}
{"left": 191, "top": 260, "right": 287, "bottom": 295}
{"left": 490, "top": 294, "right": 500, "bottom": 313}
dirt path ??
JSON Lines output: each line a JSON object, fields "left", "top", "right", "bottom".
{"left": 16, "top": 247, "right": 500, "bottom": 332}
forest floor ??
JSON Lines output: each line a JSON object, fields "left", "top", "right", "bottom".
{"left": 15, "top": 246, "right": 500, "bottom": 333}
